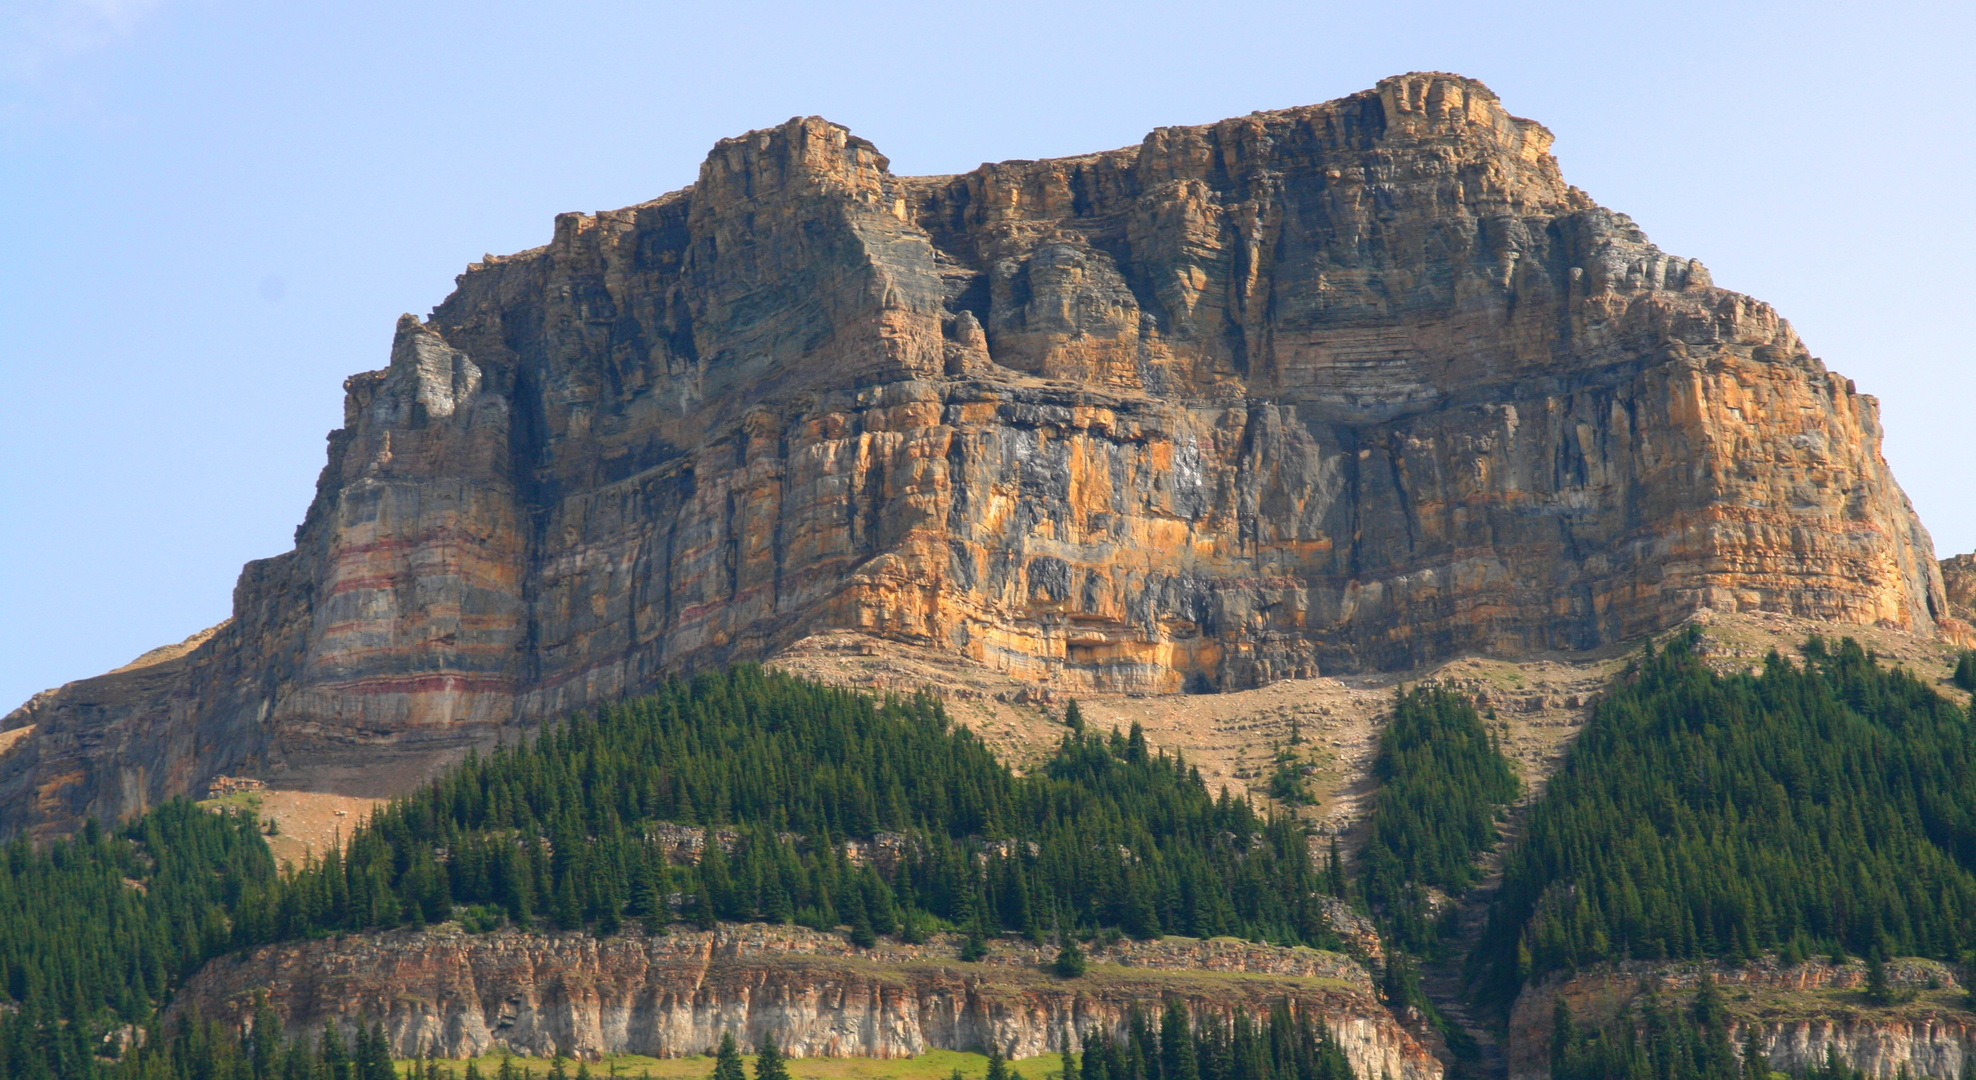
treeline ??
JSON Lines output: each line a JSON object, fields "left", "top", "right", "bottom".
{"left": 1475, "top": 630, "right": 1976, "bottom": 1002}
{"left": 228, "top": 668, "right": 1339, "bottom": 949}
{"left": 1356, "top": 684, "right": 1519, "bottom": 953}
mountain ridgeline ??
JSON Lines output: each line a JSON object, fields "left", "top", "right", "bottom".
{"left": 3, "top": 69, "right": 1974, "bottom": 1080}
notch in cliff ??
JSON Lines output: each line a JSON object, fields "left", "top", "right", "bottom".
{"left": 0, "top": 71, "right": 1949, "bottom": 838}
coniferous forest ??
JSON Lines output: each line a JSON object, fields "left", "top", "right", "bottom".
{"left": 231, "top": 668, "right": 1337, "bottom": 947}
{"left": 4, "top": 633, "right": 1976, "bottom": 1080}
{"left": 0, "top": 803, "right": 274, "bottom": 1078}
{"left": 1356, "top": 684, "right": 1520, "bottom": 954}
{"left": 1475, "top": 630, "right": 1976, "bottom": 1004}
{"left": 0, "top": 667, "right": 1345, "bottom": 1078}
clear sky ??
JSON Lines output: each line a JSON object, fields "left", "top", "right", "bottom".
{"left": 2, "top": 0, "right": 1971, "bottom": 711}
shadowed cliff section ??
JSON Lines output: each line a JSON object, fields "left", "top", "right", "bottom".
{"left": 0, "top": 72, "right": 1949, "bottom": 838}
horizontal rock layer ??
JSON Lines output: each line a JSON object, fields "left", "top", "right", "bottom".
{"left": 0, "top": 71, "right": 1948, "bottom": 836}
{"left": 174, "top": 926, "right": 1437, "bottom": 1080}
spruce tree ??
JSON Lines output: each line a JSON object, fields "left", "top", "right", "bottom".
{"left": 1867, "top": 949, "right": 1893, "bottom": 1005}
{"left": 754, "top": 1034, "right": 790, "bottom": 1080}
{"left": 960, "top": 923, "right": 989, "bottom": 962}
{"left": 320, "top": 1023, "right": 352, "bottom": 1080}
{"left": 250, "top": 992, "right": 283, "bottom": 1080}
{"left": 1160, "top": 999, "right": 1199, "bottom": 1080}
{"left": 713, "top": 1032, "right": 747, "bottom": 1080}
{"left": 1054, "top": 937, "right": 1088, "bottom": 979}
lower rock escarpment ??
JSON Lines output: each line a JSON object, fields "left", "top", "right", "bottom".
{"left": 1508, "top": 959, "right": 1974, "bottom": 1080}
{"left": 175, "top": 926, "right": 1437, "bottom": 1080}
{"left": 1, "top": 72, "right": 1951, "bottom": 838}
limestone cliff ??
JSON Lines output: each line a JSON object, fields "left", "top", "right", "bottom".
{"left": 0, "top": 72, "right": 1948, "bottom": 837}
{"left": 174, "top": 925, "right": 1438, "bottom": 1080}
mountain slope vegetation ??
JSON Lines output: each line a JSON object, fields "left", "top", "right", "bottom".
{"left": 1474, "top": 630, "right": 1976, "bottom": 1002}
{"left": 0, "top": 668, "right": 1346, "bottom": 1077}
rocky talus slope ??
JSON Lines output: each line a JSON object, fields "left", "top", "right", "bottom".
{"left": 174, "top": 925, "right": 1437, "bottom": 1079}
{"left": 0, "top": 72, "right": 1950, "bottom": 838}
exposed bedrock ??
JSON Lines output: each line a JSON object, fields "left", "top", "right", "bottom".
{"left": 0, "top": 72, "right": 1946, "bottom": 836}
{"left": 174, "top": 926, "right": 1439, "bottom": 1080}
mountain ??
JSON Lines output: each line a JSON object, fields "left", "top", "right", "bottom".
{"left": 0, "top": 72, "right": 1950, "bottom": 840}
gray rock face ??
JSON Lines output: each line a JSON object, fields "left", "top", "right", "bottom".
{"left": 0, "top": 72, "right": 1947, "bottom": 837}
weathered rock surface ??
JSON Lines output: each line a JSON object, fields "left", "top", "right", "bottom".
{"left": 1942, "top": 554, "right": 1976, "bottom": 624}
{"left": 0, "top": 72, "right": 1949, "bottom": 837}
{"left": 1508, "top": 959, "right": 1974, "bottom": 1080}
{"left": 175, "top": 925, "right": 1437, "bottom": 1079}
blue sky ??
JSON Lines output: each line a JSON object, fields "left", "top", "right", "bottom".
{"left": 2, "top": 0, "right": 1971, "bottom": 709}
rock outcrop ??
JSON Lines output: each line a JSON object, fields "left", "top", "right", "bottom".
{"left": 0, "top": 72, "right": 1948, "bottom": 837}
{"left": 175, "top": 925, "right": 1438, "bottom": 1080}
{"left": 1942, "top": 555, "right": 1976, "bottom": 623}
{"left": 1507, "top": 959, "right": 1974, "bottom": 1080}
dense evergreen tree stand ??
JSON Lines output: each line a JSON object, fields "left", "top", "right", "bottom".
{"left": 1474, "top": 630, "right": 1976, "bottom": 1007}
{"left": 1350, "top": 683, "right": 1520, "bottom": 1079}
{"left": 0, "top": 667, "right": 1349, "bottom": 1077}
{"left": 233, "top": 670, "right": 1339, "bottom": 951}
{"left": 8, "top": 633, "right": 1973, "bottom": 1080}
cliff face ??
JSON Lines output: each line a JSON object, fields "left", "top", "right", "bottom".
{"left": 1507, "top": 959, "right": 1974, "bottom": 1080}
{"left": 174, "top": 925, "right": 1437, "bottom": 1080}
{"left": 0, "top": 72, "right": 1947, "bottom": 836}
{"left": 1942, "top": 555, "right": 1976, "bottom": 623}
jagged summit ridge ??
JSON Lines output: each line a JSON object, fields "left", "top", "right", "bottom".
{"left": 0, "top": 72, "right": 1946, "bottom": 837}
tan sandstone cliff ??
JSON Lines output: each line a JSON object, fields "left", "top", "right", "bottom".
{"left": 174, "top": 925, "right": 1438, "bottom": 1080}
{"left": 0, "top": 72, "right": 1948, "bottom": 837}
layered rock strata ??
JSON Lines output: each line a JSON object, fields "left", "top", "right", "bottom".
{"left": 175, "top": 925, "right": 1437, "bottom": 1080}
{"left": 1507, "top": 959, "right": 1974, "bottom": 1080}
{"left": 0, "top": 72, "right": 1948, "bottom": 836}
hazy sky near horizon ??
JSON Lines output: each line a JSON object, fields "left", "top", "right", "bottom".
{"left": 2, "top": 0, "right": 1971, "bottom": 710}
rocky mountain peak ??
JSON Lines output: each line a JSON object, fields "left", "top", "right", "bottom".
{"left": 0, "top": 74, "right": 1949, "bottom": 837}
